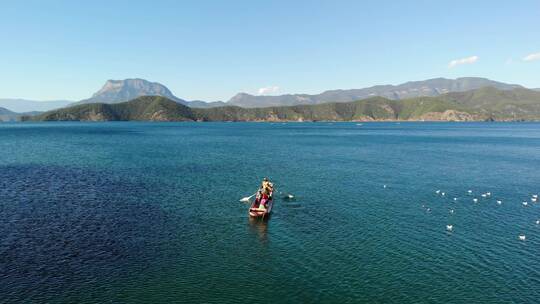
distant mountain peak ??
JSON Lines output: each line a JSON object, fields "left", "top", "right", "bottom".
{"left": 93, "top": 79, "right": 173, "bottom": 97}
{"left": 230, "top": 92, "right": 253, "bottom": 99}
{"left": 76, "top": 78, "right": 185, "bottom": 105}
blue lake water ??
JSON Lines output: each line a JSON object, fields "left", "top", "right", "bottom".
{"left": 1, "top": 122, "right": 540, "bottom": 303}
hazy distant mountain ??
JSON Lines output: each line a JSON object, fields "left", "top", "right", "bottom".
{"left": 74, "top": 79, "right": 187, "bottom": 105}
{"left": 0, "top": 99, "right": 72, "bottom": 113}
{"left": 227, "top": 77, "right": 523, "bottom": 108}
{"left": 26, "top": 87, "right": 540, "bottom": 122}
{"left": 0, "top": 107, "right": 41, "bottom": 122}
{"left": 0, "top": 107, "right": 18, "bottom": 122}
{"left": 187, "top": 100, "right": 227, "bottom": 108}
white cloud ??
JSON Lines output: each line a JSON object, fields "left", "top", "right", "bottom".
{"left": 523, "top": 52, "right": 540, "bottom": 62}
{"left": 448, "top": 55, "right": 479, "bottom": 68}
{"left": 257, "top": 86, "right": 280, "bottom": 95}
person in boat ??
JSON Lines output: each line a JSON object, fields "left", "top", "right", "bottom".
{"left": 261, "top": 177, "right": 273, "bottom": 198}
{"left": 257, "top": 178, "right": 273, "bottom": 210}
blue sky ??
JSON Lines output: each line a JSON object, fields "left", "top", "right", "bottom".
{"left": 0, "top": 0, "right": 539, "bottom": 101}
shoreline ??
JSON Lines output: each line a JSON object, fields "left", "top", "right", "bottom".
{"left": 7, "top": 119, "right": 540, "bottom": 124}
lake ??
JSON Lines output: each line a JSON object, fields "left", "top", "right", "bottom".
{"left": 1, "top": 122, "right": 539, "bottom": 303}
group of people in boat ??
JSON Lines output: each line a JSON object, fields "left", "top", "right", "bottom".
{"left": 255, "top": 177, "right": 273, "bottom": 211}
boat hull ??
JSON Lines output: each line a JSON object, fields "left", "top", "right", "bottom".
{"left": 249, "top": 197, "right": 273, "bottom": 218}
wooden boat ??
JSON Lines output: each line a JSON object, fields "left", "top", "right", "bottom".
{"left": 249, "top": 191, "right": 273, "bottom": 218}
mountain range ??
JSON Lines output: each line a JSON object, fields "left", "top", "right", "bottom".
{"left": 226, "top": 77, "right": 522, "bottom": 108}
{"left": 0, "top": 77, "right": 528, "bottom": 113}
{"left": 24, "top": 87, "right": 540, "bottom": 122}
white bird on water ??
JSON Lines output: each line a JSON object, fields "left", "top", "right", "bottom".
{"left": 446, "top": 225, "right": 453, "bottom": 232}
{"left": 496, "top": 200, "right": 502, "bottom": 205}
{"left": 468, "top": 190, "right": 473, "bottom": 194}
{"left": 519, "top": 235, "right": 526, "bottom": 241}
{"left": 532, "top": 198, "right": 538, "bottom": 203}
{"left": 473, "top": 198, "right": 478, "bottom": 203}
{"left": 486, "top": 192, "right": 491, "bottom": 196}
{"left": 481, "top": 194, "right": 487, "bottom": 198}
{"left": 449, "top": 209, "right": 455, "bottom": 214}
{"left": 536, "top": 220, "right": 540, "bottom": 225}
{"left": 453, "top": 197, "right": 458, "bottom": 201}
{"left": 522, "top": 202, "right": 528, "bottom": 207}
{"left": 441, "top": 192, "right": 446, "bottom": 196}
{"left": 533, "top": 194, "right": 538, "bottom": 199}
{"left": 435, "top": 190, "right": 441, "bottom": 194}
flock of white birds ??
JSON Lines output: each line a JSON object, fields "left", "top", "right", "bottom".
{"left": 425, "top": 189, "right": 539, "bottom": 241}
{"left": 436, "top": 190, "right": 540, "bottom": 241}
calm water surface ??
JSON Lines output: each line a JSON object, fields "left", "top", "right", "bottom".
{"left": 1, "top": 122, "right": 539, "bottom": 303}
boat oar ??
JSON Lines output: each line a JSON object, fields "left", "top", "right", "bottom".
{"left": 239, "top": 193, "right": 257, "bottom": 203}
